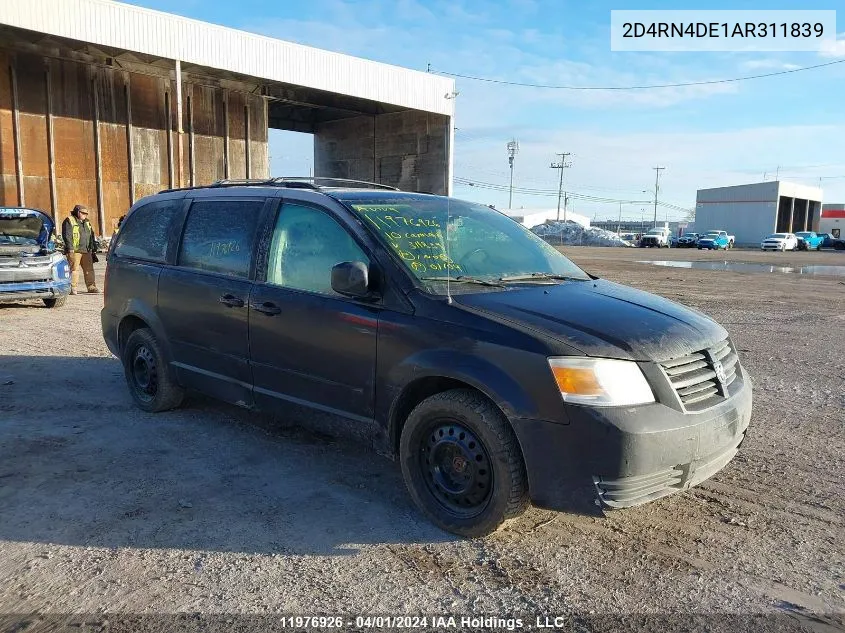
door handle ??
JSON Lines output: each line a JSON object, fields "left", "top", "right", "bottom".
{"left": 218, "top": 294, "right": 245, "bottom": 308}
{"left": 252, "top": 301, "right": 281, "bottom": 316}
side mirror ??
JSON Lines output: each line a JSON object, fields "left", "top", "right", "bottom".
{"left": 331, "top": 261, "right": 371, "bottom": 298}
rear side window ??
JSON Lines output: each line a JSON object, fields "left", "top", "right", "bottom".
{"left": 178, "top": 200, "right": 264, "bottom": 278}
{"left": 114, "top": 200, "right": 180, "bottom": 262}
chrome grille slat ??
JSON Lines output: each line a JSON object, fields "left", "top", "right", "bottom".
{"left": 721, "top": 351, "right": 738, "bottom": 369}
{"left": 669, "top": 367, "right": 718, "bottom": 390}
{"left": 664, "top": 359, "right": 709, "bottom": 376}
{"left": 682, "top": 386, "right": 719, "bottom": 405}
{"left": 661, "top": 352, "right": 706, "bottom": 369}
{"left": 661, "top": 339, "right": 739, "bottom": 412}
{"left": 677, "top": 380, "right": 717, "bottom": 398}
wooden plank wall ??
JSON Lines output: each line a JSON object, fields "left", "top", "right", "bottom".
{"left": 0, "top": 50, "right": 268, "bottom": 236}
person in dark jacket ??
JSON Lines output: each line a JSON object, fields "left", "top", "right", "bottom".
{"left": 62, "top": 204, "right": 99, "bottom": 294}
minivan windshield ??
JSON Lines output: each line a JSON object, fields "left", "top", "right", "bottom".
{"left": 339, "top": 194, "right": 590, "bottom": 292}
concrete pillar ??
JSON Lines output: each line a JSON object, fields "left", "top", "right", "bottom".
{"left": 788, "top": 197, "right": 795, "bottom": 233}
{"left": 93, "top": 77, "right": 105, "bottom": 234}
{"left": 223, "top": 90, "right": 230, "bottom": 179}
{"left": 9, "top": 62, "right": 24, "bottom": 205}
{"left": 174, "top": 60, "right": 184, "bottom": 189}
{"left": 314, "top": 110, "right": 450, "bottom": 194}
{"left": 125, "top": 76, "right": 135, "bottom": 206}
{"left": 45, "top": 66, "right": 57, "bottom": 221}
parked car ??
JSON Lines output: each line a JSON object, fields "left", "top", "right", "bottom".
{"left": 760, "top": 233, "right": 798, "bottom": 251}
{"left": 816, "top": 232, "right": 845, "bottom": 250}
{"left": 794, "top": 231, "right": 824, "bottom": 251}
{"left": 0, "top": 207, "right": 71, "bottom": 307}
{"left": 697, "top": 230, "right": 734, "bottom": 250}
{"left": 676, "top": 232, "right": 700, "bottom": 248}
{"left": 639, "top": 227, "right": 672, "bottom": 247}
{"left": 102, "top": 178, "right": 753, "bottom": 537}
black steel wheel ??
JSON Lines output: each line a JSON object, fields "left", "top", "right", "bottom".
{"left": 122, "top": 328, "right": 184, "bottom": 412}
{"left": 420, "top": 421, "right": 493, "bottom": 518}
{"left": 131, "top": 344, "right": 158, "bottom": 403}
{"left": 400, "top": 389, "right": 528, "bottom": 537}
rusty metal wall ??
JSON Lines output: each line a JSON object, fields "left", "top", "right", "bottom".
{"left": 0, "top": 49, "right": 268, "bottom": 236}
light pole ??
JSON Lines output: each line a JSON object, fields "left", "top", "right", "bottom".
{"left": 652, "top": 166, "right": 665, "bottom": 227}
{"left": 619, "top": 192, "right": 650, "bottom": 234}
{"left": 550, "top": 153, "right": 572, "bottom": 221}
{"left": 507, "top": 139, "right": 519, "bottom": 209}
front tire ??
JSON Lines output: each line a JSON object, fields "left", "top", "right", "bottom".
{"left": 399, "top": 389, "right": 528, "bottom": 538}
{"left": 122, "top": 328, "right": 184, "bottom": 412}
{"left": 43, "top": 297, "right": 66, "bottom": 308}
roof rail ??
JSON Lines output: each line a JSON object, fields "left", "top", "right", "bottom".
{"left": 159, "top": 176, "right": 400, "bottom": 195}
{"left": 271, "top": 177, "right": 399, "bottom": 191}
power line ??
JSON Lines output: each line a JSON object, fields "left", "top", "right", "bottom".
{"left": 454, "top": 176, "right": 692, "bottom": 212}
{"left": 430, "top": 58, "right": 845, "bottom": 91}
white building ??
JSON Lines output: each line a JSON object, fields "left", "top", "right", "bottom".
{"left": 695, "top": 181, "right": 823, "bottom": 245}
{"left": 820, "top": 203, "right": 845, "bottom": 238}
{"left": 500, "top": 208, "right": 591, "bottom": 229}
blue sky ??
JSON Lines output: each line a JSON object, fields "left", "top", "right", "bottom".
{"left": 127, "top": 0, "right": 845, "bottom": 220}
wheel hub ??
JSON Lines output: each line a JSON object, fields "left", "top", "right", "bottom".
{"left": 132, "top": 345, "right": 158, "bottom": 400}
{"left": 421, "top": 422, "right": 492, "bottom": 517}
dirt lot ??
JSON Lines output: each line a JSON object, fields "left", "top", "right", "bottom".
{"left": 0, "top": 247, "right": 843, "bottom": 628}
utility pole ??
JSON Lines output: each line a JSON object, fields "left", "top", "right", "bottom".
{"left": 618, "top": 202, "right": 622, "bottom": 234}
{"left": 507, "top": 139, "right": 519, "bottom": 209}
{"left": 550, "top": 153, "right": 572, "bottom": 222}
{"left": 652, "top": 166, "right": 665, "bottom": 227}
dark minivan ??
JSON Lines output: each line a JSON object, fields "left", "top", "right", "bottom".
{"left": 102, "top": 178, "right": 752, "bottom": 537}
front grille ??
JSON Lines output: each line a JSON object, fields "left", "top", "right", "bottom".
{"left": 0, "top": 277, "right": 50, "bottom": 285}
{"left": 660, "top": 339, "right": 739, "bottom": 412}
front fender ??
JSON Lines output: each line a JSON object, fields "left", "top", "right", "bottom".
{"left": 386, "top": 347, "right": 547, "bottom": 426}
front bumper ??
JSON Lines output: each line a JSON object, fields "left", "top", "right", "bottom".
{"left": 0, "top": 279, "right": 70, "bottom": 303}
{"left": 511, "top": 371, "right": 752, "bottom": 512}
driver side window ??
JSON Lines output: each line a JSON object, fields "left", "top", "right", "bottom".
{"left": 267, "top": 203, "right": 369, "bottom": 296}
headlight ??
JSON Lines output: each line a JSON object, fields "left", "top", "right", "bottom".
{"left": 548, "top": 357, "right": 655, "bottom": 407}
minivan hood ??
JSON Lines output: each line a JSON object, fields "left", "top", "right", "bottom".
{"left": 0, "top": 208, "right": 53, "bottom": 256}
{"left": 453, "top": 279, "right": 727, "bottom": 362}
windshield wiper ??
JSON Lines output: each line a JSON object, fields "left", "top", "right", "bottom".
{"left": 499, "top": 272, "right": 586, "bottom": 283}
{"left": 419, "top": 275, "right": 506, "bottom": 287}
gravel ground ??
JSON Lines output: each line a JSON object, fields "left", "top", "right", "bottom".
{"left": 0, "top": 248, "right": 842, "bottom": 630}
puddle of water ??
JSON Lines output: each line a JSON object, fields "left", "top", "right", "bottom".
{"left": 638, "top": 260, "right": 845, "bottom": 277}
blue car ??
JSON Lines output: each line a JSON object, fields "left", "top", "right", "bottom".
{"left": 794, "top": 231, "right": 824, "bottom": 251}
{"left": 0, "top": 207, "right": 71, "bottom": 307}
{"left": 697, "top": 230, "right": 734, "bottom": 250}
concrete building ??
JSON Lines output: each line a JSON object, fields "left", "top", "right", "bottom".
{"left": 695, "top": 181, "right": 823, "bottom": 245}
{"left": 820, "top": 203, "right": 845, "bottom": 238}
{"left": 501, "top": 208, "right": 590, "bottom": 229}
{"left": 0, "top": 0, "right": 454, "bottom": 236}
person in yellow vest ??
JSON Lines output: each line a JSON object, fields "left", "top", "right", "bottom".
{"left": 61, "top": 205, "right": 99, "bottom": 295}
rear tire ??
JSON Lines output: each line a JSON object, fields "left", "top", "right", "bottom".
{"left": 122, "top": 328, "right": 184, "bottom": 412}
{"left": 43, "top": 297, "right": 66, "bottom": 308}
{"left": 400, "top": 389, "right": 528, "bottom": 538}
